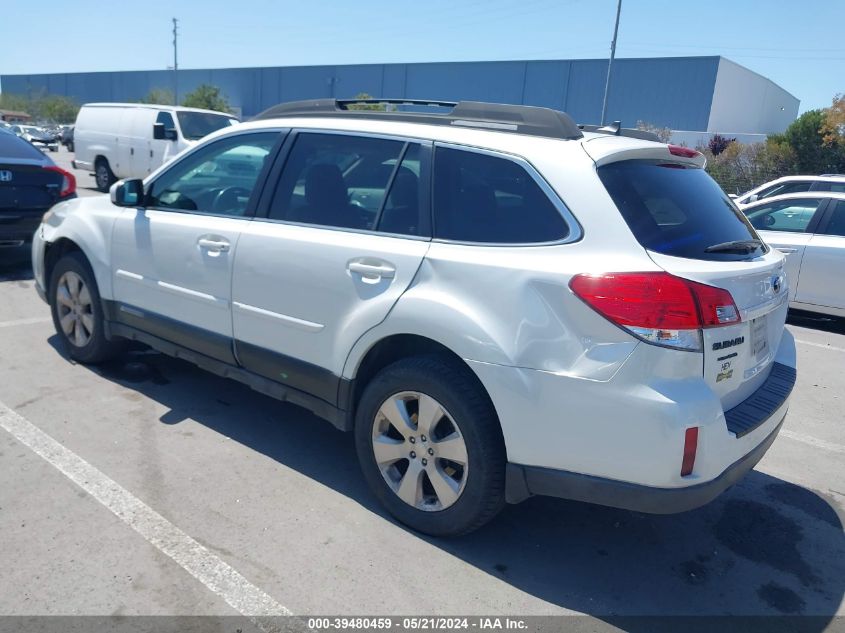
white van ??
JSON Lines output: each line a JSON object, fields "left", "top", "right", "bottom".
{"left": 73, "top": 103, "right": 238, "bottom": 191}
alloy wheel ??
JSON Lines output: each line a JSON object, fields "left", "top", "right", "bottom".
{"left": 55, "top": 271, "right": 94, "bottom": 348}
{"left": 372, "top": 391, "right": 469, "bottom": 511}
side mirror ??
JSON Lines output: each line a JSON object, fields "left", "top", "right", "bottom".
{"left": 748, "top": 194, "right": 759, "bottom": 203}
{"left": 110, "top": 179, "right": 144, "bottom": 207}
{"left": 153, "top": 122, "right": 177, "bottom": 141}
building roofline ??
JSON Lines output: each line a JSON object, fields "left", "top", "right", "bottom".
{"left": 0, "top": 55, "right": 726, "bottom": 79}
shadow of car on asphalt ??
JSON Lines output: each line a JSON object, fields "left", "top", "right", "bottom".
{"left": 43, "top": 329, "right": 845, "bottom": 628}
{"left": 788, "top": 310, "right": 845, "bottom": 336}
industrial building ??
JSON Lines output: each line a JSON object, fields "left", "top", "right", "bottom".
{"left": 1, "top": 56, "right": 798, "bottom": 140}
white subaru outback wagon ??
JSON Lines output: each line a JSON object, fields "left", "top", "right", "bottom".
{"left": 32, "top": 99, "right": 796, "bottom": 536}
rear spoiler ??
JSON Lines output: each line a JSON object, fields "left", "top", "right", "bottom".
{"left": 578, "top": 121, "right": 660, "bottom": 142}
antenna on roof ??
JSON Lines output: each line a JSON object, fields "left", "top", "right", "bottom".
{"left": 597, "top": 121, "right": 622, "bottom": 135}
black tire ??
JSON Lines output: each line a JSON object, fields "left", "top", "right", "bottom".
{"left": 48, "top": 251, "right": 124, "bottom": 364}
{"left": 354, "top": 355, "right": 506, "bottom": 536}
{"left": 94, "top": 158, "right": 115, "bottom": 192}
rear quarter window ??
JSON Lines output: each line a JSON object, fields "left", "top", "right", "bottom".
{"left": 433, "top": 146, "right": 569, "bottom": 244}
{"left": 598, "top": 160, "right": 764, "bottom": 261}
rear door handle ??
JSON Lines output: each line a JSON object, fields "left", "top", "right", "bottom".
{"left": 198, "top": 237, "right": 230, "bottom": 253}
{"left": 348, "top": 261, "right": 395, "bottom": 279}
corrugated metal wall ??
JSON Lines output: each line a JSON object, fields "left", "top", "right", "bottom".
{"left": 1, "top": 56, "right": 722, "bottom": 130}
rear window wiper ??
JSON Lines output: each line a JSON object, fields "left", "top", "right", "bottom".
{"left": 704, "top": 239, "right": 763, "bottom": 253}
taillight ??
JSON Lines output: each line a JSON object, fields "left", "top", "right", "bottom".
{"left": 43, "top": 165, "right": 76, "bottom": 198}
{"left": 569, "top": 272, "right": 740, "bottom": 351}
{"left": 668, "top": 144, "right": 700, "bottom": 158}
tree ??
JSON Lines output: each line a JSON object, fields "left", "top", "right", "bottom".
{"left": 635, "top": 120, "right": 672, "bottom": 143}
{"left": 822, "top": 93, "right": 845, "bottom": 146}
{"left": 782, "top": 110, "right": 844, "bottom": 173}
{"left": 708, "top": 134, "right": 735, "bottom": 156}
{"left": 181, "top": 84, "right": 230, "bottom": 113}
{"left": 37, "top": 96, "right": 80, "bottom": 123}
{"left": 139, "top": 88, "right": 175, "bottom": 105}
{"left": 346, "top": 92, "right": 387, "bottom": 111}
{"left": 0, "top": 93, "right": 32, "bottom": 114}
{"left": 701, "top": 139, "right": 796, "bottom": 195}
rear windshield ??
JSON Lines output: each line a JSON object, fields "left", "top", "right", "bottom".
{"left": 177, "top": 112, "right": 237, "bottom": 141}
{"left": 0, "top": 131, "right": 47, "bottom": 161}
{"left": 598, "top": 160, "right": 764, "bottom": 261}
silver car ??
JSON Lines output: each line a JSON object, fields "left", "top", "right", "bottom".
{"left": 742, "top": 192, "right": 845, "bottom": 318}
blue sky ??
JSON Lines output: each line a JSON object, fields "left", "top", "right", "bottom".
{"left": 1, "top": 0, "right": 842, "bottom": 113}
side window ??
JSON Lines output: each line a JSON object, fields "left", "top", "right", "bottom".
{"left": 745, "top": 199, "right": 822, "bottom": 233}
{"left": 813, "top": 182, "right": 845, "bottom": 193}
{"left": 433, "top": 146, "right": 569, "bottom": 243}
{"left": 155, "top": 111, "right": 176, "bottom": 132}
{"left": 757, "top": 181, "right": 812, "bottom": 200}
{"left": 145, "top": 132, "right": 278, "bottom": 216}
{"left": 268, "top": 133, "right": 405, "bottom": 230}
{"left": 820, "top": 201, "right": 845, "bottom": 237}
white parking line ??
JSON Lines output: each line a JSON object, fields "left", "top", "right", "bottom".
{"left": 795, "top": 339, "right": 845, "bottom": 353}
{"left": 781, "top": 429, "right": 845, "bottom": 454}
{"left": 0, "top": 316, "right": 52, "bottom": 329}
{"left": 0, "top": 400, "right": 294, "bottom": 629}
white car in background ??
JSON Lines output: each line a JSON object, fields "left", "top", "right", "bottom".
{"left": 73, "top": 103, "right": 238, "bottom": 192}
{"left": 741, "top": 192, "right": 845, "bottom": 318}
{"left": 31, "top": 98, "right": 796, "bottom": 536}
{"left": 735, "top": 175, "right": 845, "bottom": 206}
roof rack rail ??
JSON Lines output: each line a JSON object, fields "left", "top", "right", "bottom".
{"left": 579, "top": 121, "right": 660, "bottom": 142}
{"left": 252, "top": 98, "right": 584, "bottom": 140}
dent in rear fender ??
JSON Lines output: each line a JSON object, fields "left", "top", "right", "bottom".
{"left": 40, "top": 196, "right": 118, "bottom": 300}
{"left": 467, "top": 342, "right": 720, "bottom": 486}
{"left": 341, "top": 256, "right": 639, "bottom": 381}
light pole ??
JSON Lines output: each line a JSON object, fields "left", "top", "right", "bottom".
{"left": 172, "top": 18, "right": 179, "bottom": 105}
{"left": 600, "top": 0, "right": 622, "bottom": 125}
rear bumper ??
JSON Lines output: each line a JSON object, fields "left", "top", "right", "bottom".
{"left": 506, "top": 415, "right": 785, "bottom": 512}
{"left": 0, "top": 213, "right": 42, "bottom": 246}
{"left": 471, "top": 328, "right": 796, "bottom": 512}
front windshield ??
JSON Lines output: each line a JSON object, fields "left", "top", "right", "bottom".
{"left": 176, "top": 111, "right": 237, "bottom": 141}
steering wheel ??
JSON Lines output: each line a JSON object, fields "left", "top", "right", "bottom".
{"left": 212, "top": 187, "right": 252, "bottom": 215}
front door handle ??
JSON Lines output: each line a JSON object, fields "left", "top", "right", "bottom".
{"left": 198, "top": 237, "right": 230, "bottom": 253}
{"left": 776, "top": 247, "right": 798, "bottom": 254}
{"left": 348, "top": 260, "right": 395, "bottom": 279}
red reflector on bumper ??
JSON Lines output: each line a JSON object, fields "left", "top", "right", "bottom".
{"left": 681, "top": 427, "right": 699, "bottom": 476}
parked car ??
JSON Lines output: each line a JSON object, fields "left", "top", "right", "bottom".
{"left": 31, "top": 99, "right": 796, "bottom": 536}
{"left": 734, "top": 175, "right": 845, "bottom": 205}
{"left": 73, "top": 103, "right": 238, "bottom": 192}
{"left": 60, "top": 125, "right": 74, "bottom": 152}
{"left": 0, "top": 130, "right": 76, "bottom": 248}
{"left": 741, "top": 192, "right": 845, "bottom": 318}
{"left": 10, "top": 125, "right": 59, "bottom": 152}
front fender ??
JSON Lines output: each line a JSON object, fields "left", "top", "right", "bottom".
{"left": 41, "top": 196, "right": 119, "bottom": 300}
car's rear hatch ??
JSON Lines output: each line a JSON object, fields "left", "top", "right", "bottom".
{"left": 585, "top": 137, "right": 788, "bottom": 413}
